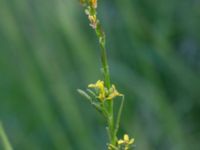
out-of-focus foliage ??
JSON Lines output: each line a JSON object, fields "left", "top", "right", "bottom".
{"left": 0, "top": 0, "right": 200, "bottom": 150}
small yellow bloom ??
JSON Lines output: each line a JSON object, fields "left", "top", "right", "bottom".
{"left": 107, "top": 85, "right": 123, "bottom": 100}
{"left": 88, "top": 80, "right": 105, "bottom": 101}
{"left": 124, "top": 134, "right": 134, "bottom": 144}
{"left": 88, "top": 80, "right": 122, "bottom": 101}
{"left": 118, "top": 134, "right": 134, "bottom": 146}
{"left": 88, "top": 80, "right": 104, "bottom": 94}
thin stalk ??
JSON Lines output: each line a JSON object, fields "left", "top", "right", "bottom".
{"left": 80, "top": 1, "right": 134, "bottom": 149}
{"left": 99, "top": 41, "right": 110, "bottom": 88}
{"left": 95, "top": 26, "right": 115, "bottom": 145}
{"left": 81, "top": 0, "right": 116, "bottom": 146}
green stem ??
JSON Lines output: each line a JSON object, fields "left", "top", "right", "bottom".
{"left": 100, "top": 45, "right": 110, "bottom": 88}
{"left": 100, "top": 43, "right": 115, "bottom": 145}
{"left": 95, "top": 25, "right": 115, "bottom": 146}
{"left": 82, "top": 1, "right": 116, "bottom": 147}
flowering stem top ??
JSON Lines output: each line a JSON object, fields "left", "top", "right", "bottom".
{"left": 80, "top": 0, "right": 110, "bottom": 89}
{"left": 78, "top": 0, "right": 134, "bottom": 149}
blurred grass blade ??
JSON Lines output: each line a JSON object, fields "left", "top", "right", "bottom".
{"left": 114, "top": 95, "right": 124, "bottom": 137}
{"left": 0, "top": 122, "right": 13, "bottom": 150}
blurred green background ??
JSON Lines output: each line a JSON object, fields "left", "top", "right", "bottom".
{"left": 0, "top": 0, "right": 200, "bottom": 149}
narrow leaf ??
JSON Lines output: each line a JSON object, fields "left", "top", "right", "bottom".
{"left": 0, "top": 122, "right": 13, "bottom": 150}
{"left": 77, "top": 89, "right": 92, "bottom": 102}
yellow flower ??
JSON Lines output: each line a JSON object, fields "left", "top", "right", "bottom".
{"left": 88, "top": 80, "right": 122, "bottom": 101}
{"left": 118, "top": 134, "right": 134, "bottom": 145}
{"left": 88, "top": 80, "right": 104, "bottom": 90}
{"left": 88, "top": 80, "right": 105, "bottom": 101}
{"left": 107, "top": 85, "right": 123, "bottom": 100}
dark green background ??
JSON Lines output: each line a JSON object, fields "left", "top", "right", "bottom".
{"left": 0, "top": 0, "right": 200, "bottom": 149}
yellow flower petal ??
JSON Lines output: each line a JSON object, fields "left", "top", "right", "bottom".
{"left": 96, "top": 80, "right": 104, "bottom": 90}
{"left": 106, "top": 85, "right": 122, "bottom": 100}
{"left": 124, "top": 134, "right": 129, "bottom": 142}
{"left": 98, "top": 93, "right": 105, "bottom": 101}
{"left": 117, "top": 139, "right": 124, "bottom": 145}
{"left": 88, "top": 80, "right": 103, "bottom": 88}
{"left": 88, "top": 80, "right": 106, "bottom": 101}
{"left": 129, "top": 138, "right": 134, "bottom": 144}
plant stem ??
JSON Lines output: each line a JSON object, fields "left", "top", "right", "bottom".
{"left": 95, "top": 26, "right": 115, "bottom": 145}
{"left": 81, "top": 0, "right": 117, "bottom": 146}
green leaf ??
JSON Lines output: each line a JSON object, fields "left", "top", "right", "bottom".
{"left": 77, "top": 89, "right": 92, "bottom": 102}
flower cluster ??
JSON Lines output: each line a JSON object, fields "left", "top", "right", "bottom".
{"left": 88, "top": 80, "right": 122, "bottom": 101}
{"left": 80, "top": 0, "right": 106, "bottom": 48}
{"left": 108, "top": 134, "right": 134, "bottom": 150}
{"left": 118, "top": 134, "right": 134, "bottom": 150}
{"left": 80, "top": 0, "right": 98, "bottom": 29}
{"left": 77, "top": 80, "right": 123, "bottom": 120}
